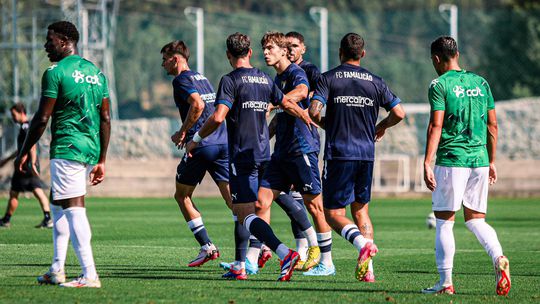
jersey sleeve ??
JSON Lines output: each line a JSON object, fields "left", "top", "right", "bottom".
{"left": 41, "top": 65, "right": 62, "bottom": 99}
{"left": 308, "top": 65, "right": 321, "bottom": 91}
{"left": 379, "top": 81, "right": 401, "bottom": 112}
{"left": 481, "top": 78, "right": 495, "bottom": 110}
{"left": 173, "top": 76, "right": 198, "bottom": 102}
{"left": 312, "top": 73, "right": 329, "bottom": 105}
{"left": 428, "top": 79, "right": 446, "bottom": 111}
{"left": 215, "top": 75, "right": 235, "bottom": 108}
{"left": 291, "top": 68, "right": 310, "bottom": 90}
{"left": 99, "top": 72, "right": 110, "bottom": 98}
{"left": 270, "top": 80, "right": 284, "bottom": 106}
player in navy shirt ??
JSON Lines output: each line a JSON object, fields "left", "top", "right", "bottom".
{"left": 161, "top": 40, "right": 230, "bottom": 268}
{"left": 309, "top": 33, "right": 405, "bottom": 282}
{"left": 186, "top": 32, "right": 315, "bottom": 281}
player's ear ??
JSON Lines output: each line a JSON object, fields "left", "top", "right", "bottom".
{"left": 360, "top": 49, "right": 366, "bottom": 59}
{"left": 247, "top": 48, "right": 253, "bottom": 58}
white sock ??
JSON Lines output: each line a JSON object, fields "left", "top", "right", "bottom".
{"left": 365, "top": 238, "right": 374, "bottom": 272}
{"left": 341, "top": 224, "right": 366, "bottom": 251}
{"left": 465, "top": 218, "right": 504, "bottom": 264}
{"left": 295, "top": 238, "right": 308, "bottom": 261}
{"left": 246, "top": 236, "right": 261, "bottom": 266}
{"left": 276, "top": 244, "right": 290, "bottom": 260}
{"left": 233, "top": 261, "right": 245, "bottom": 271}
{"left": 302, "top": 227, "right": 318, "bottom": 247}
{"left": 64, "top": 207, "right": 98, "bottom": 280}
{"left": 317, "top": 232, "right": 333, "bottom": 267}
{"left": 50, "top": 204, "right": 69, "bottom": 273}
{"left": 435, "top": 218, "right": 455, "bottom": 286}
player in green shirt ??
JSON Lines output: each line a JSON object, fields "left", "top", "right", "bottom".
{"left": 15, "top": 21, "right": 111, "bottom": 288}
{"left": 422, "top": 36, "right": 510, "bottom": 296}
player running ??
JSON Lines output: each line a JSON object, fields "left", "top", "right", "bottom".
{"left": 161, "top": 40, "right": 231, "bottom": 268}
{"left": 16, "top": 21, "right": 111, "bottom": 288}
{"left": 422, "top": 36, "right": 510, "bottom": 296}
{"left": 186, "top": 32, "right": 314, "bottom": 281}
{"left": 309, "top": 33, "right": 405, "bottom": 282}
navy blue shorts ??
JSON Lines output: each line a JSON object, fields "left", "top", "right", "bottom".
{"left": 229, "top": 161, "right": 268, "bottom": 204}
{"left": 322, "top": 160, "right": 374, "bottom": 209}
{"left": 176, "top": 144, "right": 229, "bottom": 186}
{"left": 10, "top": 172, "right": 46, "bottom": 193}
{"left": 261, "top": 152, "right": 321, "bottom": 195}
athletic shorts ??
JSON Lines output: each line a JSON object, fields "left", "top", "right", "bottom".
{"left": 432, "top": 165, "right": 489, "bottom": 213}
{"left": 322, "top": 160, "right": 374, "bottom": 209}
{"left": 260, "top": 152, "right": 321, "bottom": 195}
{"left": 50, "top": 158, "right": 94, "bottom": 200}
{"left": 229, "top": 161, "right": 268, "bottom": 204}
{"left": 176, "top": 144, "right": 229, "bottom": 186}
{"left": 10, "top": 172, "right": 46, "bottom": 193}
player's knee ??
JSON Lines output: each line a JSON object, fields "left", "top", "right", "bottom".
{"left": 255, "top": 199, "right": 270, "bottom": 212}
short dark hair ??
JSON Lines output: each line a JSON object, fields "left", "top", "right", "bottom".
{"left": 227, "top": 32, "right": 251, "bottom": 58}
{"left": 48, "top": 21, "right": 79, "bottom": 44}
{"left": 10, "top": 102, "right": 26, "bottom": 114}
{"left": 160, "top": 40, "right": 190, "bottom": 61}
{"left": 261, "top": 31, "right": 289, "bottom": 49}
{"left": 430, "top": 36, "right": 458, "bottom": 62}
{"left": 340, "top": 33, "right": 365, "bottom": 61}
{"left": 285, "top": 31, "right": 304, "bottom": 44}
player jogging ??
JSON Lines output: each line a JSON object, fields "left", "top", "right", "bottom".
{"left": 422, "top": 36, "right": 510, "bottom": 296}
{"left": 15, "top": 21, "right": 111, "bottom": 288}
{"left": 160, "top": 40, "right": 231, "bottom": 267}
{"left": 186, "top": 32, "right": 314, "bottom": 281}
{"left": 309, "top": 33, "right": 405, "bottom": 282}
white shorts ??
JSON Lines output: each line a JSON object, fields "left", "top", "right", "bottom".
{"left": 50, "top": 159, "right": 94, "bottom": 200}
{"left": 432, "top": 165, "right": 489, "bottom": 213}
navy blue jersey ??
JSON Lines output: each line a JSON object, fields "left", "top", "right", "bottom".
{"left": 312, "top": 63, "right": 401, "bottom": 161}
{"left": 172, "top": 70, "right": 227, "bottom": 146}
{"left": 273, "top": 63, "right": 320, "bottom": 159}
{"left": 215, "top": 67, "right": 284, "bottom": 164}
{"left": 298, "top": 60, "right": 321, "bottom": 92}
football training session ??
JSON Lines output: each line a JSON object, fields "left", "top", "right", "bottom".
{"left": 1, "top": 1, "right": 539, "bottom": 303}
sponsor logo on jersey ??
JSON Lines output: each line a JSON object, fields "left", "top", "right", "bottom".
{"left": 200, "top": 93, "right": 216, "bottom": 103}
{"left": 47, "top": 65, "right": 58, "bottom": 71}
{"left": 242, "top": 100, "right": 268, "bottom": 112}
{"left": 453, "top": 85, "right": 484, "bottom": 98}
{"left": 335, "top": 71, "right": 373, "bottom": 81}
{"left": 190, "top": 74, "right": 208, "bottom": 81}
{"left": 72, "top": 70, "right": 102, "bottom": 86}
{"left": 241, "top": 75, "right": 269, "bottom": 84}
{"left": 430, "top": 79, "right": 439, "bottom": 88}
{"left": 334, "top": 95, "right": 374, "bottom": 107}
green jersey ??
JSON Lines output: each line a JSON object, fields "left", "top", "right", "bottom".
{"left": 41, "top": 55, "right": 109, "bottom": 165}
{"left": 428, "top": 70, "right": 494, "bottom": 168}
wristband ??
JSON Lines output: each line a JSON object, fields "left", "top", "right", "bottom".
{"left": 192, "top": 132, "right": 203, "bottom": 143}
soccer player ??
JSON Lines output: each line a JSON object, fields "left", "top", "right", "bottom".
{"left": 285, "top": 31, "right": 335, "bottom": 276}
{"left": 15, "top": 21, "right": 111, "bottom": 288}
{"left": 186, "top": 32, "right": 313, "bottom": 281}
{"left": 160, "top": 40, "right": 230, "bottom": 267}
{"left": 309, "top": 33, "right": 405, "bottom": 282}
{"left": 422, "top": 36, "right": 510, "bottom": 296}
{"left": 0, "top": 103, "right": 51, "bottom": 229}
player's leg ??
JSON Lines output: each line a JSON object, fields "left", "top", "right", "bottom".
{"left": 462, "top": 167, "right": 509, "bottom": 296}
{"left": 32, "top": 187, "right": 52, "bottom": 228}
{"left": 0, "top": 190, "right": 19, "bottom": 228}
{"left": 289, "top": 191, "right": 308, "bottom": 262}
{"left": 37, "top": 201, "right": 68, "bottom": 285}
{"left": 351, "top": 202, "right": 375, "bottom": 281}
{"left": 422, "top": 166, "right": 468, "bottom": 295}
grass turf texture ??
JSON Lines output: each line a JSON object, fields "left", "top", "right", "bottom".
{"left": 0, "top": 197, "right": 539, "bottom": 303}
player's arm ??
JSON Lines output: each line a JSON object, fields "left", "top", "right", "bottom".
{"left": 423, "top": 110, "right": 444, "bottom": 191}
{"left": 29, "top": 144, "right": 39, "bottom": 176}
{"left": 374, "top": 104, "right": 406, "bottom": 141}
{"left": 280, "top": 96, "right": 316, "bottom": 129}
{"left": 308, "top": 99, "right": 325, "bottom": 128}
{"left": 487, "top": 109, "right": 498, "bottom": 185}
{"left": 185, "top": 104, "right": 229, "bottom": 156}
{"left": 172, "top": 93, "right": 205, "bottom": 148}
{"left": 90, "top": 97, "right": 111, "bottom": 186}
{"left": 15, "top": 96, "right": 56, "bottom": 173}
{"left": 284, "top": 83, "right": 308, "bottom": 104}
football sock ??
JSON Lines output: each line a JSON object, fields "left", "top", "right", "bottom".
{"left": 2, "top": 214, "right": 11, "bottom": 222}
{"left": 244, "top": 214, "right": 284, "bottom": 256}
{"left": 276, "top": 244, "right": 290, "bottom": 260}
{"left": 291, "top": 222, "right": 304, "bottom": 239}
{"left": 64, "top": 207, "right": 97, "bottom": 280}
{"left": 50, "top": 204, "right": 69, "bottom": 273}
{"left": 435, "top": 218, "right": 455, "bottom": 286}
{"left": 302, "top": 227, "right": 319, "bottom": 247}
{"left": 465, "top": 218, "right": 504, "bottom": 264}
{"left": 232, "top": 261, "right": 245, "bottom": 271}
{"left": 341, "top": 224, "right": 366, "bottom": 251}
{"left": 295, "top": 238, "right": 309, "bottom": 261}
{"left": 275, "top": 193, "right": 312, "bottom": 232}
{"left": 187, "top": 217, "right": 212, "bottom": 247}
{"left": 317, "top": 232, "right": 333, "bottom": 267}
{"left": 233, "top": 215, "right": 250, "bottom": 263}
{"left": 365, "top": 238, "right": 374, "bottom": 272}
{"left": 43, "top": 211, "right": 51, "bottom": 221}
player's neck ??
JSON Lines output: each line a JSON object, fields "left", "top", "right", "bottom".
{"left": 275, "top": 58, "right": 291, "bottom": 74}
{"left": 232, "top": 57, "right": 252, "bottom": 69}
{"left": 343, "top": 59, "right": 361, "bottom": 66}
{"left": 59, "top": 48, "right": 77, "bottom": 61}
{"left": 176, "top": 65, "right": 190, "bottom": 76}
{"left": 294, "top": 57, "right": 304, "bottom": 65}
{"left": 440, "top": 61, "right": 462, "bottom": 75}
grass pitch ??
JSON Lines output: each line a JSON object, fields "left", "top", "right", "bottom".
{"left": 0, "top": 196, "right": 539, "bottom": 303}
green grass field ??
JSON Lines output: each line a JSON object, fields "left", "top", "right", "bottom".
{"left": 0, "top": 196, "right": 539, "bottom": 303}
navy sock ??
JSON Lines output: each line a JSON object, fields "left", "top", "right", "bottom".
{"left": 249, "top": 235, "right": 263, "bottom": 249}
{"left": 291, "top": 222, "right": 304, "bottom": 239}
{"left": 43, "top": 211, "right": 51, "bottom": 221}
{"left": 188, "top": 218, "right": 212, "bottom": 246}
{"left": 234, "top": 220, "right": 250, "bottom": 261}
{"left": 319, "top": 234, "right": 332, "bottom": 253}
{"left": 275, "top": 193, "right": 312, "bottom": 231}
{"left": 244, "top": 215, "right": 281, "bottom": 252}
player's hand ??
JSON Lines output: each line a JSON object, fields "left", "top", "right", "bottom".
{"left": 89, "top": 163, "right": 106, "bottom": 186}
{"left": 14, "top": 154, "right": 28, "bottom": 174}
{"left": 489, "top": 162, "right": 497, "bottom": 185}
{"left": 375, "top": 126, "right": 386, "bottom": 142}
{"left": 424, "top": 164, "right": 436, "bottom": 192}
{"left": 171, "top": 130, "right": 187, "bottom": 149}
{"left": 185, "top": 140, "right": 199, "bottom": 158}
{"left": 301, "top": 109, "right": 318, "bottom": 131}
{"left": 31, "top": 163, "right": 39, "bottom": 177}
